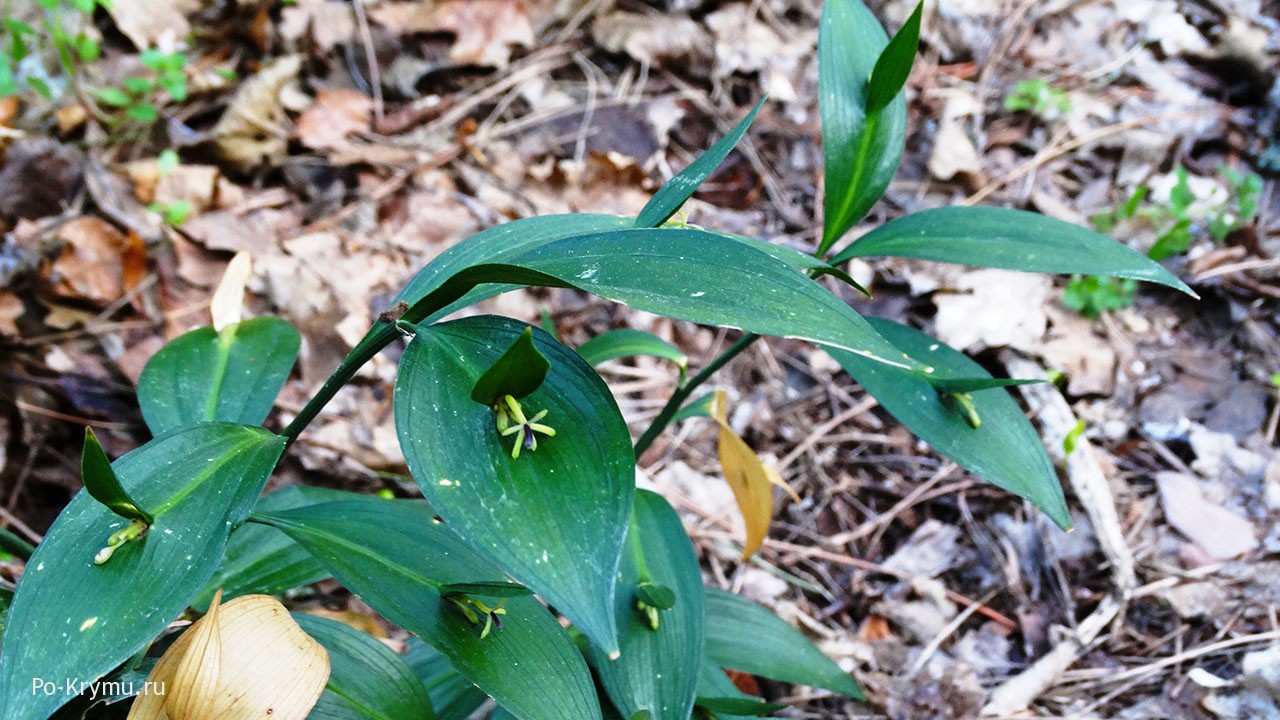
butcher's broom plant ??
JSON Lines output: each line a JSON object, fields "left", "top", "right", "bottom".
{"left": 0, "top": 1, "right": 1193, "bottom": 718}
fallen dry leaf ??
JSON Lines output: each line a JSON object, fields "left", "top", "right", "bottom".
{"left": 1157, "top": 471, "right": 1258, "bottom": 560}
{"left": 933, "top": 269, "right": 1050, "bottom": 352}
{"left": 0, "top": 291, "right": 23, "bottom": 337}
{"left": 128, "top": 591, "right": 329, "bottom": 720}
{"left": 44, "top": 217, "right": 130, "bottom": 307}
{"left": 295, "top": 88, "right": 373, "bottom": 152}
{"left": 279, "top": 0, "right": 356, "bottom": 52}
{"left": 1041, "top": 307, "right": 1117, "bottom": 396}
{"left": 711, "top": 390, "right": 797, "bottom": 560}
{"left": 591, "top": 11, "right": 703, "bottom": 66}
{"left": 211, "top": 56, "right": 304, "bottom": 170}
{"left": 370, "top": 1, "right": 535, "bottom": 67}
{"left": 105, "top": 0, "right": 200, "bottom": 49}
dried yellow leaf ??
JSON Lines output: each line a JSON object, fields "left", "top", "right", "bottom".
{"left": 710, "top": 391, "right": 797, "bottom": 559}
{"left": 127, "top": 590, "right": 330, "bottom": 720}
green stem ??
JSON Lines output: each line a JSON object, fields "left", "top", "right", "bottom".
{"left": 0, "top": 526, "right": 35, "bottom": 561}
{"left": 281, "top": 323, "right": 400, "bottom": 446}
{"left": 633, "top": 332, "right": 761, "bottom": 457}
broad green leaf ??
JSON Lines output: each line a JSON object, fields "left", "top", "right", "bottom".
{"left": 828, "top": 317, "right": 1070, "bottom": 527}
{"left": 577, "top": 329, "right": 688, "bottom": 371}
{"left": 0, "top": 423, "right": 285, "bottom": 720}
{"left": 695, "top": 697, "right": 786, "bottom": 717}
{"left": 471, "top": 327, "right": 550, "bottom": 405}
{"left": 81, "top": 427, "right": 151, "bottom": 523}
{"left": 294, "top": 613, "right": 435, "bottom": 720}
{"left": 864, "top": 2, "right": 923, "bottom": 114}
{"left": 819, "top": 0, "right": 908, "bottom": 254}
{"left": 391, "top": 214, "right": 633, "bottom": 323}
{"left": 252, "top": 499, "right": 601, "bottom": 720}
{"left": 591, "top": 491, "right": 704, "bottom": 720}
{"left": 396, "top": 316, "right": 632, "bottom": 655}
{"left": 930, "top": 377, "right": 1045, "bottom": 393}
{"left": 636, "top": 99, "right": 765, "bottom": 228}
{"left": 832, "top": 206, "right": 1195, "bottom": 295}
{"left": 137, "top": 316, "right": 301, "bottom": 435}
{"left": 193, "top": 486, "right": 357, "bottom": 610}
{"left": 404, "top": 638, "right": 489, "bottom": 720}
{"left": 404, "top": 230, "right": 930, "bottom": 377}
{"left": 704, "top": 587, "right": 862, "bottom": 699}
{"left": 695, "top": 662, "right": 757, "bottom": 720}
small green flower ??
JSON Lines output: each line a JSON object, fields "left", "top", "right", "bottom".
{"left": 448, "top": 595, "right": 508, "bottom": 639}
{"left": 94, "top": 518, "right": 149, "bottom": 565}
{"left": 494, "top": 395, "right": 556, "bottom": 459}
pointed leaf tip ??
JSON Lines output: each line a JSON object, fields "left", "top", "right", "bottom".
{"left": 471, "top": 326, "right": 551, "bottom": 405}
{"left": 82, "top": 427, "right": 152, "bottom": 524}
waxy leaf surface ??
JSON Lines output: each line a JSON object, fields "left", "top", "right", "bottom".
{"left": 396, "top": 316, "right": 632, "bottom": 655}
{"left": 0, "top": 423, "right": 285, "bottom": 720}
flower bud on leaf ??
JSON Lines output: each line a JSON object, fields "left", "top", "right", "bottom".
{"left": 127, "top": 590, "right": 330, "bottom": 720}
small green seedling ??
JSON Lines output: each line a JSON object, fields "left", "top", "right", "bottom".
{"left": 1004, "top": 78, "right": 1072, "bottom": 120}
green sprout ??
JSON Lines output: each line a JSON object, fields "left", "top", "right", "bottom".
{"left": 1004, "top": 79, "right": 1072, "bottom": 120}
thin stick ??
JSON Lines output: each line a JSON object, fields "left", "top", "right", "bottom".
{"left": 351, "top": 0, "right": 384, "bottom": 126}
{"left": 964, "top": 110, "right": 1231, "bottom": 206}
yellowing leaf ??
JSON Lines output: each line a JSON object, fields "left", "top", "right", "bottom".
{"left": 128, "top": 590, "right": 330, "bottom": 720}
{"left": 711, "top": 391, "right": 797, "bottom": 560}
{"left": 210, "top": 251, "right": 252, "bottom": 332}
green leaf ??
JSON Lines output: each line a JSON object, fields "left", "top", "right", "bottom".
{"left": 818, "top": 0, "right": 907, "bottom": 254}
{"left": 81, "top": 427, "right": 152, "bottom": 524}
{"left": 390, "top": 214, "right": 633, "bottom": 325}
{"left": 95, "top": 86, "right": 131, "bottom": 106}
{"left": 25, "top": 76, "right": 51, "bottom": 100}
{"left": 672, "top": 392, "right": 717, "bottom": 424}
{"left": 396, "top": 316, "right": 632, "bottom": 656}
{"left": 471, "top": 327, "right": 550, "bottom": 405}
{"left": 590, "top": 491, "right": 704, "bottom": 720}
{"left": 695, "top": 663, "right": 757, "bottom": 720}
{"left": 193, "top": 486, "right": 357, "bottom": 610}
{"left": 695, "top": 697, "right": 786, "bottom": 717}
{"left": 704, "top": 587, "right": 862, "bottom": 699}
{"left": 827, "top": 318, "right": 1071, "bottom": 527}
{"left": 636, "top": 582, "right": 677, "bottom": 611}
{"left": 929, "top": 376, "right": 1044, "bottom": 393}
{"left": 1062, "top": 275, "right": 1136, "bottom": 318}
{"left": 137, "top": 316, "right": 301, "bottom": 435}
{"left": 577, "top": 329, "right": 688, "bottom": 371}
{"left": 834, "top": 206, "right": 1196, "bottom": 295}
{"left": 404, "top": 638, "right": 490, "bottom": 720}
{"left": 865, "top": 2, "right": 922, "bottom": 114}
{"left": 0, "top": 423, "right": 285, "bottom": 720}
{"left": 74, "top": 33, "right": 100, "bottom": 63}
{"left": 294, "top": 614, "right": 435, "bottom": 720}
{"left": 404, "top": 229, "right": 931, "bottom": 378}
{"left": 123, "top": 75, "right": 154, "bottom": 93}
{"left": 126, "top": 103, "right": 158, "bottom": 122}
{"left": 252, "top": 498, "right": 601, "bottom": 720}
{"left": 636, "top": 98, "right": 765, "bottom": 228}
{"left": 1148, "top": 218, "right": 1192, "bottom": 261}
